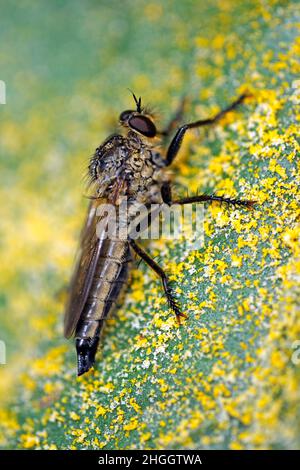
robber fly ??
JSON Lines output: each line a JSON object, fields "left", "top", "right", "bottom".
{"left": 64, "top": 91, "right": 255, "bottom": 376}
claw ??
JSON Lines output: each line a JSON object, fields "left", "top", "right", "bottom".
{"left": 175, "top": 311, "right": 188, "bottom": 325}
{"left": 239, "top": 90, "right": 254, "bottom": 101}
{"left": 245, "top": 200, "right": 257, "bottom": 210}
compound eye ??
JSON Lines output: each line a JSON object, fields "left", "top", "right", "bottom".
{"left": 119, "top": 110, "right": 133, "bottom": 121}
{"left": 128, "top": 115, "right": 156, "bottom": 138}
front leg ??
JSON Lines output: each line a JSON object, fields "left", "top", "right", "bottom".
{"left": 130, "top": 239, "right": 186, "bottom": 322}
{"left": 165, "top": 93, "right": 249, "bottom": 165}
{"left": 161, "top": 181, "right": 255, "bottom": 209}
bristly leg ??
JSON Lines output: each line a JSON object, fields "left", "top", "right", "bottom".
{"left": 130, "top": 239, "right": 186, "bottom": 323}
{"left": 172, "top": 194, "right": 257, "bottom": 210}
{"left": 165, "top": 93, "right": 250, "bottom": 165}
{"left": 161, "top": 181, "right": 256, "bottom": 210}
{"left": 162, "top": 277, "right": 185, "bottom": 322}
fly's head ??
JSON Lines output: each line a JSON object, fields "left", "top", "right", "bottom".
{"left": 119, "top": 92, "right": 157, "bottom": 139}
{"left": 88, "top": 92, "right": 160, "bottom": 198}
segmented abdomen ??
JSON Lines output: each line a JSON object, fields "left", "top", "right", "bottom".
{"left": 75, "top": 239, "right": 130, "bottom": 340}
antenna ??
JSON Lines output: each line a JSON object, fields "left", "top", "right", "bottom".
{"left": 128, "top": 88, "right": 142, "bottom": 112}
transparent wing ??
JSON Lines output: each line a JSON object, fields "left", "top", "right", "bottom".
{"left": 64, "top": 198, "right": 106, "bottom": 338}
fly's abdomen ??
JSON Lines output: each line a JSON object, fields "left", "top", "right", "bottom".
{"left": 75, "top": 239, "right": 130, "bottom": 375}
{"left": 76, "top": 239, "right": 130, "bottom": 339}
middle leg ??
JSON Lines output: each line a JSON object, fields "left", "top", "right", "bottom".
{"left": 161, "top": 181, "right": 256, "bottom": 209}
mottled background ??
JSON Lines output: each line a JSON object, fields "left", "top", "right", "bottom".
{"left": 0, "top": 0, "right": 299, "bottom": 449}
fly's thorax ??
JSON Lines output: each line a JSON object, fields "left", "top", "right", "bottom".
{"left": 89, "top": 132, "right": 166, "bottom": 201}
{"left": 122, "top": 133, "right": 164, "bottom": 195}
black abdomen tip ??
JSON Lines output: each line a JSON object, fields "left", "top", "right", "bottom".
{"left": 76, "top": 337, "right": 99, "bottom": 376}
